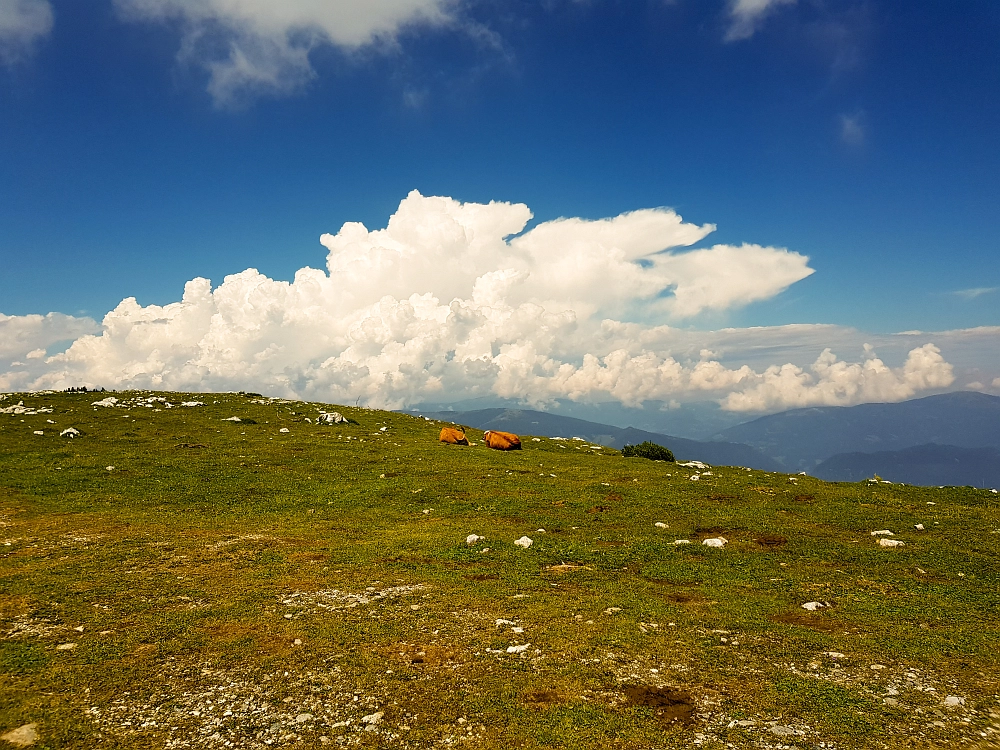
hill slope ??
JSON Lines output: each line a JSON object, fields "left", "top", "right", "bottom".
{"left": 1, "top": 390, "right": 998, "bottom": 749}
{"left": 415, "top": 408, "right": 782, "bottom": 471}
{"left": 716, "top": 391, "right": 1000, "bottom": 470}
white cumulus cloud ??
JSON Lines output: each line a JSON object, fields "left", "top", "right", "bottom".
{"left": 115, "top": 0, "right": 453, "bottom": 106}
{"left": 0, "top": 191, "right": 960, "bottom": 413}
{"left": 0, "top": 0, "right": 53, "bottom": 64}
{"left": 725, "top": 0, "right": 796, "bottom": 41}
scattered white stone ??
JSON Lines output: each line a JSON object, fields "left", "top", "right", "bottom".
{"left": 673, "top": 539, "right": 691, "bottom": 545}
{"left": 91, "top": 397, "right": 119, "bottom": 407}
{"left": 319, "top": 412, "right": 348, "bottom": 424}
{"left": 180, "top": 401, "right": 205, "bottom": 407}
{"left": 105, "top": 466, "right": 114, "bottom": 472}
{"left": 223, "top": 416, "right": 241, "bottom": 422}
{"left": 506, "top": 643, "right": 531, "bottom": 654}
{"left": 944, "top": 695, "right": 965, "bottom": 708}
{"left": 702, "top": 537, "right": 728, "bottom": 548}
{"left": 514, "top": 536, "right": 533, "bottom": 549}
{"left": 870, "top": 664, "right": 885, "bottom": 670}
{"left": 769, "top": 726, "right": 800, "bottom": 737}
{"left": 60, "top": 427, "right": 80, "bottom": 438}
{"left": 654, "top": 522, "right": 668, "bottom": 529}
{"left": 689, "top": 475, "right": 700, "bottom": 481}
{"left": 466, "top": 534, "right": 483, "bottom": 545}
{"left": 915, "top": 524, "right": 924, "bottom": 530}
{"left": 279, "top": 428, "right": 290, "bottom": 433}
{"left": 603, "top": 607, "right": 622, "bottom": 615}
{"left": 824, "top": 651, "right": 845, "bottom": 659}
{"left": 677, "top": 461, "right": 709, "bottom": 469}
{"left": 879, "top": 539, "right": 905, "bottom": 547}
{"left": 801, "top": 602, "right": 825, "bottom": 611}
{"left": 871, "top": 530, "right": 894, "bottom": 536}
{"left": 532, "top": 437, "right": 541, "bottom": 442}
{"left": 32, "top": 430, "right": 43, "bottom": 436}
{"left": 296, "top": 713, "right": 314, "bottom": 723}
{"left": 0, "top": 723, "right": 39, "bottom": 747}
{"left": 361, "top": 711, "right": 384, "bottom": 725}
{"left": 55, "top": 643, "right": 76, "bottom": 650}
{"left": 495, "top": 619, "right": 516, "bottom": 627}
{"left": 701, "top": 471, "right": 713, "bottom": 476}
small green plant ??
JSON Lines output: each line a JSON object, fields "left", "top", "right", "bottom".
{"left": 621, "top": 440, "right": 675, "bottom": 462}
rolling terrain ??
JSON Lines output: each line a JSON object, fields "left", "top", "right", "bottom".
{"left": 1, "top": 390, "right": 999, "bottom": 749}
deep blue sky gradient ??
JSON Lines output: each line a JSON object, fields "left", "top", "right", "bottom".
{"left": 2, "top": 0, "right": 998, "bottom": 333}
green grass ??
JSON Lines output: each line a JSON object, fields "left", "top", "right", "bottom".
{"left": 1, "top": 389, "right": 999, "bottom": 749}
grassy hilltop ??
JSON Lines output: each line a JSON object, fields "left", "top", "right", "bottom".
{"left": 1, "top": 390, "right": 999, "bottom": 749}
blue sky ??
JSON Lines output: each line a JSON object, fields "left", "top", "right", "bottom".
{"left": 1, "top": 0, "right": 999, "bottom": 410}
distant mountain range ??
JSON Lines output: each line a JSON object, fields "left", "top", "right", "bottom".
{"left": 813, "top": 444, "right": 1000, "bottom": 488}
{"left": 409, "top": 391, "right": 1000, "bottom": 488}
{"left": 714, "top": 392, "right": 1000, "bottom": 471}
{"left": 413, "top": 408, "right": 782, "bottom": 471}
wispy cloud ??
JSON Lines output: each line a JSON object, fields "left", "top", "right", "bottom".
{"left": 953, "top": 287, "right": 998, "bottom": 300}
{"left": 839, "top": 111, "right": 865, "bottom": 145}
{"left": 115, "top": 0, "right": 454, "bottom": 107}
{"left": 0, "top": 0, "right": 53, "bottom": 65}
{"left": 724, "top": 0, "right": 796, "bottom": 42}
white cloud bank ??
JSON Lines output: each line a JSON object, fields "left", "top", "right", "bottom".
{"left": 115, "top": 0, "right": 453, "bottom": 106}
{"left": 0, "top": 0, "right": 52, "bottom": 64}
{"left": 0, "top": 191, "right": 967, "bottom": 412}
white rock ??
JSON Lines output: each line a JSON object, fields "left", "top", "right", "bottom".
{"left": 801, "top": 601, "right": 825, "bottom": 611}
{"left": 466, "top": 534, "right": 483, "bottom": 546}
{"left": 677, "top": 461, "right": 709, "bottom": 469}
{"left": 33, "top": 430, "right": 43, "bottom": 436}
{"left": 871, "top": 530, "right": 894, "bottom": 536}
{"left": 603, "top": 607, "right": 622, "bottom": 615}
{"left": 0, "top": 723, "right": 39, "bottom": 747}
{"left": 55, "top": 643, "right": 76, "bottom": 650}
{"left": 944, "top": 695, "right": 965, "bottom": 708}
{"left": 673, "top": 539, "right": 691, "bottom": 545}
{"left": 361, "top": 711, "right": 384, "bottom": 725}
{"left": 654, "top": 522, "right": 668, "bottom": 529}
{"left": 532, "top": 437, "right": 541, "bottom": 442}
{"left": 279, "top": 428, "right": 290, "bottom": 433}
{"left": 824, "top": 651, "right": 845, "bottom": 659}
{"left": 223, "top": 416, "right": 242, "bottom": 422}
{"left": 180, "top": 401, "right": 205, "bottom": 407}
{"left": 106, "top": 466, "right": 114, "bottom": 471}
{"left": 60, "top": 427, "right": 80, "bottom": 438}
{"left": 506, "top": 643, "right": 531, "bottom": 653}
{"left": 689, "top": 475, "right": 700, "bottom": 481}
{"left": 514, "top": 536, "right": 533, "bottom": 548}
{"left": 879, "top": 538, "right": 905, "bottom": 547}
{"left": 915, "top": 524, "right": 924, "bottom": 530}
{"left": 702, "top": 537, "right": 728, "bottom": 548}
{"left": 91, "top": 397, "right": 118, "bottom": 407}
{"left": 296, "top": 713, "right": 314, "bottom": 723}
{"left": 701, "top": 471, "right": 713, "bottom": 476}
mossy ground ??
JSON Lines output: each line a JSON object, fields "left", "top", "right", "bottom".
{"left": 1, "top": 390, "right": 998, "bottom": 749}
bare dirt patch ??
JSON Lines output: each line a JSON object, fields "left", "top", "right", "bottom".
{"left": 755, "top": 534, "right": 787, "bottom": 548}
{"left": 622, "top": 686, "right": 695, "bottom": 725}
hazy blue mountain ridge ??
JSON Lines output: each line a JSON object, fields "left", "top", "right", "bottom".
{"left": 813, "top": 444, "right": 1000, "bottom": 488}
{"left": 714, "top": 392, "right": 1000, "bottom": 471}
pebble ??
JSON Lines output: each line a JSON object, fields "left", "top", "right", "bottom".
{"left": 514, "top": 536, "right": 533, "bottom": 549}
{"left": 944, "top": 696, "right": 965, "bottom": 707}
{"left": 702, "top": 537, "right": 727, "bottom": 548}
{"left": 361, "top": 711, "right": 384, "bottom": 725}
{"left": 279, "top": 428, "right": 290, "bottom": 433}
{"left": 801, "top": 602, "right": 825, "bottom": 611}
{"left": 673, "top": 539, "right": 691, "bottom": 545}
{"left": 466, "top": 534, "right": 483, "bottom": 545}
{"left": 56, "top": 643, "right": 76, "bottom": 651}
{"left": 604, "top": 607, "right": 622, "bottom": 615}
{"left": 879, "top": 539, "right": 905, "bottom": 547}
{"left": 871, "top": 530, "right": 894, "bottom": 536}
{"left": 295, "top": 713, "right": 313, "bottom": 723}
{"left": 654, "top": 522, "right": 668, "bottom": 529}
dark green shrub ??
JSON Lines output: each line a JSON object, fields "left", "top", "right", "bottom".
{"left": 621, "top": 441, "right": 675, "bottom": 462}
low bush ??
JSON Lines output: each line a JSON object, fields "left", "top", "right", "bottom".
{"left": 621, "top": 441, "right": 675, "bottom": 462}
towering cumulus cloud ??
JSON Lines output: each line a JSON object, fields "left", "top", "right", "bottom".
{"left": 0, "top": 192, "right": 957, "bottom": 411}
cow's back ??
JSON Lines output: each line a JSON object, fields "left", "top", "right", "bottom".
{"left": 483, "top": 430, "right": 522, "bottom": 451}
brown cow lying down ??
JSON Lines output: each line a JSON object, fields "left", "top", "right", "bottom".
{"left": 483, "top": 430, "right": 522, "bottom": 451}
{"left": 439, "top": 427, "right": 469, "bottom": 445}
